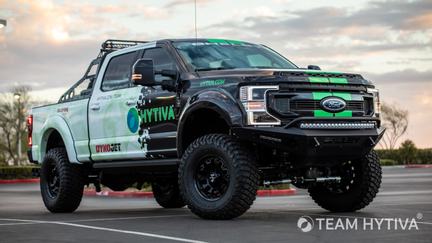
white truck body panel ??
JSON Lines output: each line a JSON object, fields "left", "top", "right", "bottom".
{"left": 31, "top": 42, "right": 157, "bottom": 164}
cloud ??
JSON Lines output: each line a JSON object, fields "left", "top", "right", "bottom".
{"left": 164, "top": 0, "right": 217, "bottom": 8}
{"left": 202, "top": 0, "right": 432, "bottom": 58}
{"left": 364, "top": 69, "right": 432, "bottom": 84}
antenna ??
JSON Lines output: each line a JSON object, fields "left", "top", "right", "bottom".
{"left": 194, "top": 0, "right": 198, "bottom": 39}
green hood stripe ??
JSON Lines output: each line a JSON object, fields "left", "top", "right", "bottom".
{"left": 312, "top": 92, "right": 352, "bottom": 101}
{"left": 329, "top": 77, "right": 348, "bottom": 84}
{"left": 314, "top": 110, "right": 353, "bottom": 117}
{"left": 314, "top": 110, "right": 333, "bottom": 117}
{"left": 308, "top": 77, "right": 329, "bottom": 83}
{"left": 312, "top": 92, "right": 332, "bottom": 100}
{"left": 335, "top": 111, "right": 353, "bottom": 117}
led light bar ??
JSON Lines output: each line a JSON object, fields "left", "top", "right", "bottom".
{"left": 299, "top": 122, "right": 376, "bottom": 129}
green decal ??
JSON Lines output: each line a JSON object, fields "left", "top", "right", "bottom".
{"left": 332, "top": 92, "right": 352, "bottom": 101}
{"left": 314, "top": 110, "right": 353, "bottom": 117}
{"left": 329, "top": 77, "right": 348, "bottom": 84}
{"left": 308, "top": 77, "right": 329, "bottom": 83}
{"left": 314, "top": 110, "right": 333, "bottom": 117}
{"left": 138, "top": 105, "right": 175, "bottom": 124}
{"left": 312, "top": 92, "right": 332, "bottom": 100}
{"left": 207, "top": 39, "right": 228, "bottom": 44}
{"left": 312, "top": 92, "right": 351, "bottom": 101}
{"left": 200, "top": 79, "right": 225, "bottom": 87}
{"left": 335, "top": 111, "right": 353, "bottom": 117}
{"left": 227, "top": 39, "right": 244, "bottom": 45}
{"left": 207, "top": 39, "right": 243, "bottom": 45}
{"left": 168, "top": 106, "right": 175, "bottom": 120}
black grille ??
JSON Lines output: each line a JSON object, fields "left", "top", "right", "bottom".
{"left": 290, "top": 100, "right": 364, "bottom": 111}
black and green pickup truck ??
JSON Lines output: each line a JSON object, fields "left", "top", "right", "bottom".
{"left": 28, "top": 39, "right": 384, "bottom": 219}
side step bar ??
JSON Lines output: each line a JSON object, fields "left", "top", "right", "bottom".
{"left": 92, "top": 158, "right": 179, "bottom": 169}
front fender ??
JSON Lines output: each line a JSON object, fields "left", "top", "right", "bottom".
{"left": 36, "top": 115, "right": 79, "bottom": 163}
{"left": 177, "top": 88, "right": 244, "bottom": 151}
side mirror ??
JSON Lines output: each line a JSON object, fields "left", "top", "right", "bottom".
{"left": 131, "top": 58, "right": 156, "bottom": 86}
{"left": 307, "top": 65, "right": 321, "bottom": 70}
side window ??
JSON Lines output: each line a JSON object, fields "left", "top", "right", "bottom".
{"left": 102, "top": 51, "right": 138, "bottom": 91}
{"left": 143, "top": 48, "right": 176, "bottom": 82}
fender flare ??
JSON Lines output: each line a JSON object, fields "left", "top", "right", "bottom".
{"left": 37, "top": 115, "right": 79, "bottom": 163}
{"left": 177, "top": 88, "right": 244, "bottom": 154}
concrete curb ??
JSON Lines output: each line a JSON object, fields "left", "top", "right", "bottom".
{"left": 0, "top": 178, "right": 40, "bottom": 184}
{"left": 405, "top": 164, "right": 432, "bottom": 168}
{"left": 83, "top": 188, "right": 297, "bottom": 198}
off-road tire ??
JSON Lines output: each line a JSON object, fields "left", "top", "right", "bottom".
{"left": 152, "top": 180, "right": 185, "bottom": 208}
{"left": 179, "top": 134, "right": 259, "bottom": 220}
{"left": 308, "top": 150, "right": 382, "bottom": 212}
{"left": 40, "top": 148, "right": 85, "bottom": 213}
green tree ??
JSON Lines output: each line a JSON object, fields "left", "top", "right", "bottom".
{"left": 0, "top": 86, "right": 31, "bottom": 166}
{"left": 399, "top": 140, "right": 417, "bottom": 165}
{"left": 380, "top": 102, "right": 408, "bottom": 150}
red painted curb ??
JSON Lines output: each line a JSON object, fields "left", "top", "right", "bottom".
{"left": 257, "top": 188, "right": 297, "bottom": 197}
{"left": 405, "top": 164, "right": 432, "bottom": 168}
{"left": 83, "top": 188, "right": 297, "bottom": 198}
{"left": 0, "top": 178, "right": 40, "bottom": 184}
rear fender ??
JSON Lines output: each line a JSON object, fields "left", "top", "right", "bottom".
{"left": 37, "top": 115, "right": 79, "bottom": 163}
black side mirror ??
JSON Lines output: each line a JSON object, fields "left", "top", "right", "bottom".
{"left": 307, "top": 65, "right": 321, "bottom": 70}
{"left": 131, "top": 58, "right": 156, "bottom": 86}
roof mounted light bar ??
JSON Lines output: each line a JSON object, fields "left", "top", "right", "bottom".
{"left": 98, "top": 39, "right": 148, "bottom": 57}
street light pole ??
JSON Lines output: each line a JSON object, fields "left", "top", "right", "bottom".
{"left": 14, "top": 93, "right": 21, "bottom": 165}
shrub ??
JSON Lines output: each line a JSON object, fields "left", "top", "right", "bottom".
{"left": 380, "top": 159, "right": 397, "bottom": 166}
{"left": 0, "top": 166, "right": 40, "bottom": 179}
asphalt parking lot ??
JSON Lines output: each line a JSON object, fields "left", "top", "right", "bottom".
{"left": 0, "top": 167, "right": 431, "bottom": 243}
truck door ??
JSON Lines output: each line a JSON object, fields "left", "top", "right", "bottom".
{"left": 88, "top": 46, "right": 178, "bottom": 161}
{"left": 88, "top": 50, "right": 143, "bottom": 161}
{"left": 136, "top": 46, "right": 179, "bottom": 158}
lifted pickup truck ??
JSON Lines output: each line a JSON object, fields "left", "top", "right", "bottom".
{"left": 28, "top": 39, "right": 384, "bottom": 219}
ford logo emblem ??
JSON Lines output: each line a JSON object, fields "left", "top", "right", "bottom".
{"left": 320, "top": 97, "right": 346, "bottom": 112}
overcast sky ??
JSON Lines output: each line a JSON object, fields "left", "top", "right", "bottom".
{"left": 0, "top": 0, "right": 431, "bottom": 148}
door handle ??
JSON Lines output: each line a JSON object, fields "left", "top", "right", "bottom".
{"left": 90, "top": 105, "right": 100, "bottom": 111}
{"left": 126, "top": 100, "right": 136, "bottom": 106}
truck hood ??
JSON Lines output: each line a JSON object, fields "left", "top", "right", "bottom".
{"left": 195, "top": 68, "right": 372, "bottom": 86}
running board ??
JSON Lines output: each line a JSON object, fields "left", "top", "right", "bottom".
{"left": 92, "top": 158, "right": 179, "bottom": 169}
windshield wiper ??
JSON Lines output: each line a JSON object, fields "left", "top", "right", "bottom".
{"left": 194, "top": 67, "right": 236, "bottom": 71}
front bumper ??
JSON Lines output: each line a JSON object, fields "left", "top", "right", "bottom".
{"left": 232, "top": 117, "right": 385, "bottom": 165}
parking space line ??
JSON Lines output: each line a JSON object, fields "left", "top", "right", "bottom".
{"left": 68, "top": 214, "right": 189, "bottom": 223}
{"left": 0, "top": 222, "right": 41, "bottom": 226}
{"left": 0, "top": 218, "right": 207, "bottom": 243}
{"left": 51, "top": 221, "right": 208, "bottom": 243}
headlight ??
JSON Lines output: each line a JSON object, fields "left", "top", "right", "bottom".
{"left": 367, "top": 88, "right": 380, "bottom": 117}
{"left": 240, "top": 85, "right": 280, "bottom": 126}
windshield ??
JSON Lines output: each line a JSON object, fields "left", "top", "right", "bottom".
{"left": 173, "top": 40, "right": 297, "bottom": 71}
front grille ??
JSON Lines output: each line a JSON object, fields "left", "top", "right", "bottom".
{"left": 288, "top": 100, "right": 364, "bottom": 112}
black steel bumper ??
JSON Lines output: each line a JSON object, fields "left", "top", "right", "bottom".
{"left": 232, "top": 118, "right": 385, "bottom": 165}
